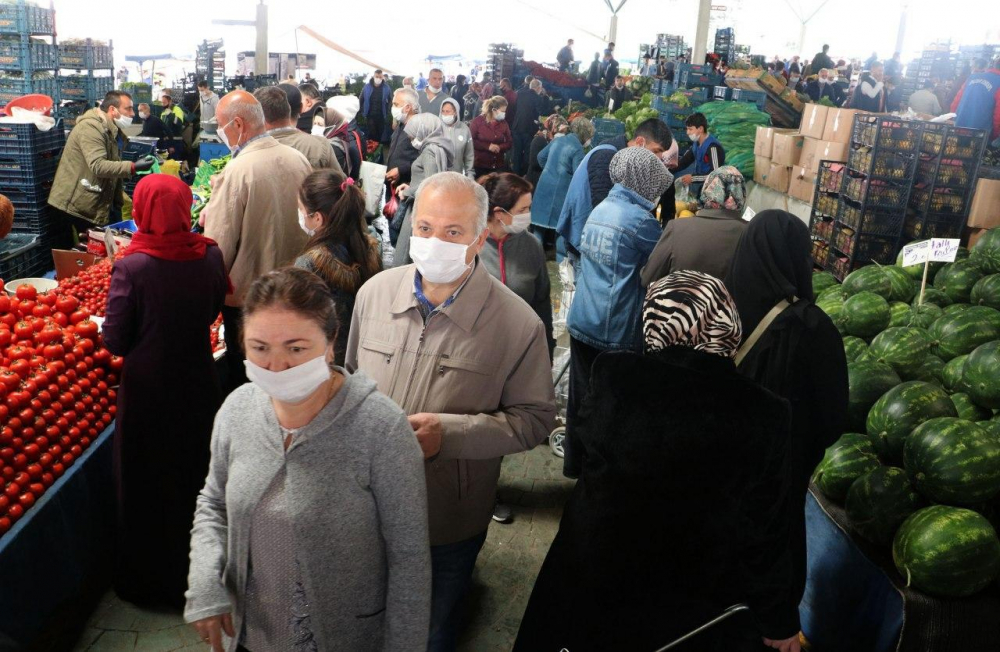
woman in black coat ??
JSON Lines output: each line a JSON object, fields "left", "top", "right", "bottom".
{"left": 514, "top": 271, "right": 799, "bottom": 652}
{"left": 725, "top": 209, "right": 849, "bottom": 644}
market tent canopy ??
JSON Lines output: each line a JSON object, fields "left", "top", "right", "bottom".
{"left": 124, "top": 54, "right": 176, "bottom": 62}
{"left": 427, "top": 54, "right": 464, "bottom": 61}
{"left": 296, "top": 26, "right": 394, "bottom": 74}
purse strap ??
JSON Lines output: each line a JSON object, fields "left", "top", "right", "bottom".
{"left": 735, "top": 298, "right": 797, "bottom": 368}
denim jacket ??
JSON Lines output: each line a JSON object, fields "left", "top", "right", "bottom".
{"left": 568, "top": 184, "right": 661, "bottom": 351}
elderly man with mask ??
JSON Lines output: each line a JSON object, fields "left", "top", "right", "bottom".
{"left": 200, "top": 90, "right": 313, "bottom": 390}
{"left": 385, "top": 88, "right": 422, "bottom": 203}
{"left": 254, "top": 85, "right": 342, "bottom": 171}
{"left": 420, "top": 68, "right": 448, "bottom": 115}
{"left": 296, "top": 83, "right": 324, "bottom": 132}
{"left": 345, "top": 172, "right": 555, "bottom": 652}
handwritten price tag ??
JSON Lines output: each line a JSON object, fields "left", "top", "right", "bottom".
{"left": 901, "top": 240, "right": 930, "bottom": 267}
{"left": 929, "top": 238, "right": 961, "bottom": 263}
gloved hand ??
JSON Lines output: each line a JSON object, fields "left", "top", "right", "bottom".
{"left": 133, "top": 155, "right": 156, "bottom": 174}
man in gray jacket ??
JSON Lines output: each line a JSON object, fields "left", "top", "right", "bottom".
{"left": 346, "top": 172, "right": 556, "bottom": 652}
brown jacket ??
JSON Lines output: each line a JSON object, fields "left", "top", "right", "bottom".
{"left": 640, "top": 209, "right": 748, "bottom": 288}
{"left": 203, "top": 136, "right": 313, "bottom": 306}
{"left": 269, "top": 127, "right": 344, "bottom": 172}
{"left": 345, "top": 263, "right": 556, "bottom": 545}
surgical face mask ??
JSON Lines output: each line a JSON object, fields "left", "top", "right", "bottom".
{"left": 429, "top": 84, "right": 442, "bottom": 94}
{"left": 374, "top": 77, "right": 383, "bottom": 86}
{"left": 298, "top": 209, "right": 316, "bottom": 236}
{"left": 245, "top": 355, "right": 331, "bottom": 405}
{"left": 410, "top": 236, "right": 472, "bottom": 284}
{"left": 495, "top": 111, "right": 506, "bottom": 121}
{"left": 501, "top": 209, "right": 532, "bottom": 235}
{"left": 311, "top": 124, "right": 325, "bottom": 136}
{"left": 139, "top": 111, "right": 150, "bottom": 121}
{"left": 218, "top": 119, "right": 241, "bottom": 152}
{"left": 391, "top": 105, "right": 405, "bottom": 122}
{"left": 442, "top": 114, "right": 456, "bottom": 126}
{"left": 114, "top": 111, "right": 131, "bottom": 130}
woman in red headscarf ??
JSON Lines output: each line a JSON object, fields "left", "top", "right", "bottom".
{"left": 102, "top": 174, "right": 230, "bottom": 608}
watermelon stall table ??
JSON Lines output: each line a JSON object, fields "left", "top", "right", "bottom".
{"left": 802, "top": 488, "right": 1000, "bottom": 652}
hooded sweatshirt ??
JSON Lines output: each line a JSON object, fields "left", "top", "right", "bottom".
{"left": 439, "top": 97, "right": 475, "bottom": 177}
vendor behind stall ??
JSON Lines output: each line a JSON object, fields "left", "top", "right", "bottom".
{"left": 676, "top": 113, "right": 725, "bottom": 196}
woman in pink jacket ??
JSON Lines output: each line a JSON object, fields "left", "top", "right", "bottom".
{"left": 469, "top": 96, "right": 512, "bottom": 178}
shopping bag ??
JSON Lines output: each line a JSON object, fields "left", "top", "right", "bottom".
{"left": 359, "top": 161, "right": 387, "bottom": 217}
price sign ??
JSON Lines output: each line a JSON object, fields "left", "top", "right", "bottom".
{"left": 929, "top": 238, "right": 961, "bottom": 263}
{"left": 901, "top": 240, "right": 930, "bottom": 267}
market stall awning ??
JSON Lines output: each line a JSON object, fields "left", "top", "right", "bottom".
{"left": 124, "top": 54, "right": 176, "bottom": 62}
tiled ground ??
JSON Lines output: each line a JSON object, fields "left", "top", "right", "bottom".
{"left": 71, "top": 445, "right": 575, "bottom": 652}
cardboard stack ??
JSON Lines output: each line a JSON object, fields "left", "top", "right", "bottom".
{"left": 966, "top": 179, "right": 1000, "bottom": 247}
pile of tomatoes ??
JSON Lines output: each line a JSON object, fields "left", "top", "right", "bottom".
{"left": 0, "top": 283, "right": 122, "bottom": 537}
{"left": 53, "top": 258, "right": 114, "bottom": 318}
{"left": 210, "top": 314, "right": 224, "bottom": 354}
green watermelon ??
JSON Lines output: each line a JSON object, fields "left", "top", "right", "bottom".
{"left": 843, "top": 266, "right": 892, "bottom": 299}
{"left": 842, "top": 292, "right": 891, "bottom": 339}
{"left": 908, "top": 303, "right": 943, "bottom": 329}
{"left": 842, "top": 336, "right": 871, "bottom": 363}
{"left": 963, "top": 341, "right": 1000, "bottom": 409}
{"left": 893, "top": 505, "right": 1000, "bottom": 597}
{"left": 942, "top": 354, "right": 970, "bottom": 392}
{"left": 905, "top": 417, "right": 1000, "bottom": 504}
{"left": 970, "top": 229, "right": 1000, "bottom": 274}
{"left": 971, "top": 274, "right": 1000, "bottom": 310}
{"left": 927, "top": 306, "right": 1000, "bottom": 360}
{"left": 883, "top": 266, "right": 917, "bottom": 303}
{"left": 897, "top": 242, "right": 945, "bottom": 281}
{"left": 913, "top": 287, "right": 952, "bottom": 308}
{"left": 813, "top": 271, "right": 839, "bottom": 295}
{"left": 909, "top": 355, "right": 946, "bottom": 386}
{"left": 846, "top": 467, "right": 924, "bottom": 545}
{"left": 889, "top": 302, "right": 912, "bottom": 327}
{"left": 848, "top": 361, "right": 903, "bottom": 430}
{"left": 981, "top": 420, "right": 1000, "bottom": 444}
{"left": 951, "top": 392, "right": 993, "bottom": 422}
{"left": 816, "top": 292, "right": 847, "bottom": 330}
{"left": 866, "top": 381, "right": 957, "bottom": 462}
{"left": 813, "top": 433, "right": 881, "bottom": 502}
{"left": 818, "top": 285, "right": 847, "bottom": 302}
{"left": 934, "top": 260, "right": 985, "bottom": 304}
{"left": 869, "top": 327, "right": 932, "bottom": 378}
{"left": 942, "top": 303, "right": 970, "bottom": 316}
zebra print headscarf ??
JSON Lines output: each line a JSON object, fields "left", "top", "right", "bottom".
{"left": 643, "top": 270, "right": 743, "bottom": 359}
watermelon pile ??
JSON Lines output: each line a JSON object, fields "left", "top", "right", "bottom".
{"left": 813, "top": 231, "right": 1000, "bottom": 599}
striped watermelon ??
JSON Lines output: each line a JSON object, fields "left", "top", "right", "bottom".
{"left": 843, "top": 266, "right": 892, "bottom": 299}
{"left": 813, "top": 271, "right": 839, "bottom": 295}
{"left": 905, "top": 417, "right": 1000, "bottom": 504}
{"left": 950, "top": 392, "right": 992, "bottom": 422}
{"left": 970, "top": 228, "right": 1000, "bottom": 274}
{"left": 842, "top": 336, "right": 872, "bottom": 363}
{"left": 866, "top": 381, "right": 957, "bottom": 462}
{"left": 893, "top": 505, "right": 1000, "bottom": 597}
{"left": 913, "top": 287, "right": 953, "bottom": 309}
{"left": 942, "top": 303, "right": 970, "bottom": 317}
{"left": 869, "top": 327, "right": 932, "bottom": 378}
{"left": 941, "top": 354, "right": 970, "bottom": 392}
{"left": 908, "top": 303, "right": 943, "bottom": 329}
{"left": 981, "top": 420, "right": 1000, "bottom": 444}
{"left": 842, "top": 292, "right": 891, "bottom": 339}
{"left": 927, "top": 306, "right": 1000, "bottom": 360}
{"left": 813, "top": 433, "right": 881, "bottom": 502}
{"left": 963, "top": 341, "right": 1000, "bottom": 409}
{"left": 897, "top": 242, "right": 945, "bottom": 281}
{"left": 910, "top": 355, "right": 946, "bottom": 386}
{"left": 934, "top": 260, "right": 985, "bottom": 304}
{"left": 883, "top": 266, "right": 917, "bottom": 303}
{"left": 971, "top": 274, "right": 1000, "bottom": 310}
{"left": 818, "top": 285, "right": 848, "bottom": 302}
{"left": 846, "top": 467, "right": 924, "bottom": 545}
{"left": 848, "top": 361, "right": 903, "bottom": 430}
{"left": 889, "top": 302, "right": 912, "bottom": 327}
{"left": 816, "top": 292, "right": 847, "bottom": 332}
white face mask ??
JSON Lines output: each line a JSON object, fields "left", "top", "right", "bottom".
{"left": 410, "top": 236, "right": 472, "bottom": 284}
{"left": 501, "top": 210, "right": 532, "bottom": 235}
{"left": 442, "top": 114, "right": 456, "bottom": 126}
{"left": 495, "top": 111, "right": 506, "bottom": 121}
{"left": 429, "top": 84, "right": 442, "bottom": 94}
{"left": 218, "top": 119, "right": 241, "bottom": 152}
{"left": 298, "top": 209, "right": 316, "bottom": 236}
{"left": 311, "top": 124, "right": 325, "bottom": 136}
{"left": 245, "top": 355, "right": 331, "bottom": 405}
{"left": 138, "top": 112, "right": 150, "bottom": 121}
{"left": 374, "top": 78, "right": 383, "bottom": 86}
{"left": 391, "top": 106, "right": 405, "bottom": 122}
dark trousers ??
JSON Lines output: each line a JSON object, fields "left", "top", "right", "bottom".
{"left": 366, "top": 113, "right": 387, "bottom": 145}
{"left": 428, "top": 531, "right": 488, "bottom": 652}
{"left": 220, "top": 304, "right": 248, "bottom": 393}
{"left": 563, "top": 336, "right": 605, "bottom": 478}
{"left": 511, "top": 131, "right": 534, "bottom": 176}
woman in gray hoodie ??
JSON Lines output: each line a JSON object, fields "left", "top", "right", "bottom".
{"left": 440, "top": 97, "right": 475, "bottom": 178}
{"left": 185, "top": 267, "right": 430, "bottom": 652}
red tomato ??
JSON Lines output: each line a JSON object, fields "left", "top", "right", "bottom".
{"left": 0, "top": 517, "right": 10, "bottom": 534}
{"left": 69, "top": 309, "right": 90, "bottom": 325}
{"left": 13, "top": 322, "right": 32, "bottom": 340}
{"left": 31, "top": 304, "right": 51, "bottom": 318}
{"left": 0, "top": 313, "right": 15, "bottom": 328}
{"left": 18, "top": 492, "right": 34, "bottom": 509}
{"left": 0, "top": 295, "right": 10, "bottom": 312}
{"left": 0, "top": 371, "right": 16, "bottom": 391}
{"left": 55, "top": 296, "right": 78, "bottom": 314}
{"left": 7, "top": 504, "right": 23, "bottom": 522}
{"left": 9, "top": 359, "right": 29, "bottom": 378}
{"left": 42, "top": 344, "right": 64, "bottom": 360}
{"left": 109, "top": 356, "right": 124, "bottom": 372}
{"left": 0, "top": 330, "right": 10, "bottom": 347}
{"left": 15, "top": 284, "right": 37, "bottom": 301}
{"left": 51, "top": 463, "right": 64, "bottom": 477}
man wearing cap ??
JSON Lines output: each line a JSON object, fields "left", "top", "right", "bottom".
{"left": 159, "top": 92, "right": 187, "bottom": 138}
{"left": 254, "top": 84, "right": 342, "bottom": 171}
{"left": 324, "top": 95, "right": 364, "bottom": 180}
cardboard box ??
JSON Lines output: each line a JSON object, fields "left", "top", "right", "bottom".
{"left": 823, "top": 108, "right": 860, "bottom": 144}
{"left": 799, "top": 138, "right": 848, "bottom": 174}
{"left": 772, "top": 132, "right": 804, "bottom": 167}
{"left": 754, "top": 156, "right": 771, "bottom": 185}
{"left": 52, "top": 250, "right": 100, "bottom": 281}
{"left": 968, "top": 179, "right": 1000, "bottom": 229}
{"left": 754, "top": 127, "right": 795, "bottom": 158}
{"left": 766, "top": 162, "right": 792, "bottom": 193}
{"left": 799, "top": 103, "right": 830, "bottom": 140}
{"left": 966, "top": 227, "right": 990, "bottom": 249}
{"left": 788, "top": 166, "right": 818, "bottom": 204}
{"left": 758, "top": 70, "right": 788, "bottom": 95}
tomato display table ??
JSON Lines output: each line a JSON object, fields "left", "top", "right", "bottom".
{"left": 802, "top": 489, "right": 1000, "bottom": 652}
{"left": 0, "top": 423, "right": 115, "bottom": 647}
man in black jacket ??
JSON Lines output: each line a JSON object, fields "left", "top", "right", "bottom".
{"left": 607, "top": 76, "right": 632, "bottom": 113}
{"left": 602, "top": 52, "right": 620, "bottom": 90}
{"left": 810, "top": 44, "right": 836, "bottom": 76}
{"left": 385, "top": 87, "right": 421, "bottom": 243}
{"left": 137, "top": 103, "right": 167, "bottom": 140}
{"left": 297, "top": 83, "right": 324, "bottom": 132}
{"left": 510, "top": 80, "right": 546, "bottom": 176}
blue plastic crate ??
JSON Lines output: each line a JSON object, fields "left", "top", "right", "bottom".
{"left": 0, "top": 75, "right": 59, "bottom": 106}
{"left": 713, "top": 86, "right": 732, "bottom": 100}
{"left": 731, "top": 88, "right": 767, "bottom": 111}
{"left": 0, "top": 178, "right": 53, "bottom": 212}
{"left": 58, "top": 74, "right": 114, "bottom": 101}
{"left": 0, "top": 40, "right": 57, "bottom": 71}
{"left": 0, "top": 3, "right": 54, "bottom": 35}
{"left": 0, "top": 233, "right": 40, "bottom": 281}
{"left": 0, "top": 120, "right": 64, "bottom": 156}
{"left": 9, "top": 206, "right": 62, "bottom": 236}
{"left": 0, "top": 148, "right": 61, "bottom": 184}
{"left": 58, "top": 44, "right": 114, "bottom": 70}
{"left": 592, "top": 117, "right": 626, "bottom": 140}
{"left": 682, "top": 72, "right": 725, "bottom": 89}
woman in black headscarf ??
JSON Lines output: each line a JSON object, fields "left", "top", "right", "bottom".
{"left": 515, "top": 271, "right": 799, "bottom": 652}
{"left": 725, "top": 210, "right": 849, "bottom": 643}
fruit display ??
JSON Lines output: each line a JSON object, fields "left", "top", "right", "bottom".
{"left": 0, "top": 283, "right": 120, "bottom": 538}
{"left": 51, "top": 257, "right": 113, "bottom": 317}
{"left": 812, "top": 227, "right": 1000, "bottom": 598}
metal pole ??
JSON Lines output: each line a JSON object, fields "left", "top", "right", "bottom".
{"left": 895, "top": 5, "right": 908, "bottom": 56}
{"left": 799, "top": 22, "right": 808, "bottom": 57}
{"left": 608, "top": 14, "right": 618, "bottom": 46}
{"left": 693, "top": 0, "right": 712, "bottom": 65}
{"left": 254, "top": 1, "right": 268, "bottom": 76}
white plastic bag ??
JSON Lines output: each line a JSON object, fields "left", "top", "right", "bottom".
{"left": 358, "top": 161, "right": 387, "bottom": 218}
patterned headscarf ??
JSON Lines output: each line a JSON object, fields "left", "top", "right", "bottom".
{"left": 610, "top": 146, "right": 675, "bottom": 203}
{"left": 544, "top": 114, "right": 569, "bottom": 138}
{"left": 700, "top": 165, "right": 747, "bottom": 211}
{"left": 643, "top": 270, "right": 743, "bottom": 359}
{"left": 570, "top": 117, "right": 595, "bottom": 146}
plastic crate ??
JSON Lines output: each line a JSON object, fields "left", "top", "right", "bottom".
{"left": 817, "top": 161, "right": 845, "bottom": 195}
{"left": 0, "top": 120, "right": 64, "bottom": 156}
{"left": 828, "top": 234, "right": 898, "bottom": 280}
{"left": 652, "top": 97, "right": 695, "bottom": 114}
{"left": 656, "top": 87, "right": 709, "bottom": 106}
{"left": 58, "top": 74, "right": 114, "bottom": 100}
{"left": 9, "top": 205, "right": 61, "bottom": 236}
{"left": 838, "top": 200, "right": 905, "bottom": 237}
{"left": 730, "top": 88, "right": 767, "bottom": 111}
{"left": 810, "top": 215, "right": 834, "bottom": 241}
{"left": 909, "top": 187, "right": 969, "bottom": 214}
{"left": 592, "top": 118, "right": 625, "bottom": 143}
{"left": 0, "top": 2, "right": 54, "bottom": 35}
{"left": 0, "top": 40, "right": 57, "bottom": 71}
{"left": 0, "top": 148, "right": 60, "bottom": 184}
{"left": 852, "top": 115, "right": 923, "bottom": 152}
{"left": 121, "top": 139, "right": 158, "bottom": 162}
{"left": 847, "top": 146, "right": 917, "bottom": 181}
{"left": 683, "top": 73, "right": 724, "bottom": 89}
{"left": 916, "top": 158, "right": 974, "bottom": 188}
{"left": 904, "top": 211, "right": 965, "bottom": 240}
{"left": 0, "top": 233, "right": 40, "bottom": 280}
{"left": 0, "top": 75, "right": 59, "bottom": 106}
{"left": 842, "top": 172, "right": 910, "bottom": 210}
{"left": 920, "top": 123, "right": 987, "bottom": 160}
{"left": 0, "top": 178, "right": 53, "bottom": 212}
{"left": 713, "top": 86, "right": 732, "bottom": 100}
{"left": 58, "top": 43, "right": 114, "bottom": 70}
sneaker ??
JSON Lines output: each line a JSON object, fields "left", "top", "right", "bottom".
{"left": 549, "top": 427, "right": 566, "bottom": 458}
{"left": 492, "top": 498, "right": 512, "bottom": 524}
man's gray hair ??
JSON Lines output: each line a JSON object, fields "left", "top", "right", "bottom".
{"left": 414, "top": 172, "right": 489, "bottom": 234}
{"left": 223, "top": 95, "right": 265, "bottom": 130}
{"left": 529, "top": 79, "right": 542, "bottom": 91}
{"left": 394, "top": 87, "right": 420, "bottom": 112}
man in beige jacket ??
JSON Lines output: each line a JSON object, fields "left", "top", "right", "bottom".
{"left": 203, "top": 90, "right": 312, "bottom": 388}
{"left": 255, "top": 84, "right": 343, "bottom": 172}
{"left": 345, "top": 172, "right": 555, "bottom": 652}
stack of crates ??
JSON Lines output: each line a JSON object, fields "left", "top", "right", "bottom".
{"left": 677, "top": 62, "right": 723, "bottom": 90}
{"left": 809, "top": 161, "right": 846, "bottom": 269}
{"left": 196, "top": 39, "right": 226, "bottom": 95}
{"left": 653, "top": 87, "right": 707, "bottom": 152}
{"left": 713, "top": 28, "right": 736, "bottom": 65}
{"left": 730, "top": 88, "right": 767, "bottom": 111}
{"left": 592, "top": 118, "right": 625, "bottom": 144}
{"left": 655, "top": 34, "right": 686, "bottom": 60}
{"left": 56, "top": 37, "right": 115, "bottom": 126}
{"left": 0, "top": 0, "right": 57, "bottom": 108}
{"left": 901, "top": 44, "right": 956, "bottom": 107}
{"left": 121, "top": 138, "right": 159, "bottom": 197}
{"left": 0, "top": 120, "right": 68, "bottom": 274}
{"left": 487, "top": 44, "right": 523, "bottom": 83}
{"left": 905, "top": 124, "right": 987, "bottom": 239}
